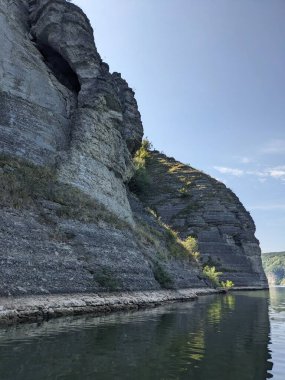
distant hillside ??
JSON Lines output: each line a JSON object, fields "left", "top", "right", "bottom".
{"left": 262, "top": 252, "right": 285, "bottom": 285}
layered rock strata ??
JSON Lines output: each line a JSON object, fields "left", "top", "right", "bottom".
{"left": 0, "top": 0, "right": 268, "bottom": 298}
{"left": 0, "top": 0, "right": 143, "bottom": 223}
{"left": 139, "top": 151, "right": 268, "bottom": 287}
{"left": 0, "top": 189, "right": 206, "bottom": 296}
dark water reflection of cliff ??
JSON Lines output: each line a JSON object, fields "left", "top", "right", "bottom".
{"left": 0, "top": 291, "right": 274, "bottom": 380}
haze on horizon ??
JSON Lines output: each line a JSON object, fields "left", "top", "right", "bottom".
{"left": 73, "top": 0, "right": 285, "bottom": 253}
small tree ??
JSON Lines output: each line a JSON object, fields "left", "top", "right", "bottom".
{"left": 182, "top": 236, "right": 200, "bottom": 261}
{"left": 221, "top": 280, "right": 234, "bottom": 290}
{"left": 203, "top": 266, "right": 222, "bottom": 287}
{"left": 129, "top": 138, "right": 152, "bottom": 195}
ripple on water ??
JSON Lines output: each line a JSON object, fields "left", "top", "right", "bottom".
{"left": 0, "top": 291, "right": 284, "bottom": 380}
{"left": 268, "top": 287, "right": 285, "bottom": 380}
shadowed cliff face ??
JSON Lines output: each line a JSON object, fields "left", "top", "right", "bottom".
{"left": 135, "top": 151, "right": 268, "bottom": 287}
{"left": 0, "top": 0, "right": 267, "bottom": 295}
{"left": 37, "top": 43, "right": 81, "bottom": 93}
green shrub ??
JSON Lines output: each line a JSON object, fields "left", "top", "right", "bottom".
{"left": 129, "top": 167, "right": 150, "bottom": 195}
{"left": 192, "top": 251, "right": 200, "bottom": 262}
{"left": 182, "top": 236, "right": 198, "bottom": 253}
{"left": 153, "top": 262, "right": 173, "bottom": 289}
{"left": 178, "top": 186, "right": 191, "bottom": 198}
{"left": 129, "top": 139, "right": 152, "bottom": 195}
{"left": 163, "top": 225, "right": 188, "bottom": 258}
{"left": 221, "top": 280, "right": 234, "bottom": 290}
{"left": 203, "top": 265, "right": 222, "bottom": 287}
{"left": 95, "top": 268, "right": 119, "bottom": 291}
{"left": 181, "top": 236, "right": 200, "bottom": 261}
{"left": 203, "top": 265, "right": 234, "bottom": 290}
{"left": 147, "top": 222, "right": 201, "bottom": 262}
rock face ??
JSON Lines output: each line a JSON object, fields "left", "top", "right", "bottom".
{"left": 0, "top": 0, "right": 267, "bottom": 296}
{"left": 0, "top": 0, "right": 72, "bottom": 165}
{"left": 139, "top": 152, "right": 268, "bottom": 287}
{"left": 0, "top": 0, "right": 143, "bottom": 224}
{"left": 0, "top": 188, "right": 206, "bottom": 295}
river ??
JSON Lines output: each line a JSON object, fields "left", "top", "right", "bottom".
{"left": 0, "top": 288, "right": 284, "bottom": 379}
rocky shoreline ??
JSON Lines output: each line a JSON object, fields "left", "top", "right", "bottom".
{"left": 0, "top": 287, "right": 268, "bottom": 325}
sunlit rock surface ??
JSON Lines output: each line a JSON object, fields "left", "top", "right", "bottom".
{"left": 0, "top": 0, "right": 143, "bottom": 223}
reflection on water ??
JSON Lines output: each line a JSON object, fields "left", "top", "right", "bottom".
{"left": 268, "top": 287, "right": 285, "bottom": 380}
{"left": 0, "top": 290, "right": 283, "bottom": 380}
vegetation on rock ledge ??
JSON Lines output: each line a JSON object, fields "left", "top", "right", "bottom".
{"left": 0, "top": 155, "right": 128, "bottom": 229}
{"left": 129, "top": 138, "right": 152, "bottom": 195}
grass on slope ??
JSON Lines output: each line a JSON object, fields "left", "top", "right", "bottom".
{"left": 0, "top": 154, "right": 128, "bottom": 228}
{"left": 129, "top": 139, "right": 237, "bottom": 209}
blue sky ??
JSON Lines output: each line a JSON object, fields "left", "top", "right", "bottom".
{"left": 73, "top": 0, "right": 285, "bottom": 253}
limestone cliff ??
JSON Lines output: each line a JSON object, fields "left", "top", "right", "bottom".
{"left": 133, "top": 151, "right": 268, "bottom": 287}
{"left": 1, "top": 0, "right": 142, "bottom": 224}
{"left": 0, "top": 0, "right": 267, "bottom": 296}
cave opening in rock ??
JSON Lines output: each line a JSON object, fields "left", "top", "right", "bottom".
{"left": 39, "top": 44, "right": 81, "bottom": 93}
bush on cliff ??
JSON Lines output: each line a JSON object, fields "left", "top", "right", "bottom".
{"left": 162, "top": 224, "right": 201, "bottom": 261}
{"left": 221, "top": 280, "right": 234, "bottom": 290}
{"left": 202, "top": 265, "right": 235, "bottom": 289}
{"left": 182, "top": 236, "right": 200, "bottom": 261}
{"left": 202, "top": 265, "right": 222, "bottom": 287}
{"left": 0, "top": 155, "right": 128, "bottom": 229}
{"left": 152, "top": 262, "right": 173, "bottom": 289}
{"left": 129, "top": 139, "right": 152, "bottom": 195}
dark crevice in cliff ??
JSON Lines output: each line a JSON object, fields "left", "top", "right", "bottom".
{"left": 38, "top": 44, "right": 81, "bottom": 93}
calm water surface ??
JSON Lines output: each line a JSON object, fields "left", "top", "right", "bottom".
{"left": 0, "top": 288, "right": 285, "bottom": 380}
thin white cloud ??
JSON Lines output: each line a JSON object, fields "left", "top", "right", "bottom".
{"left": 249, "top": 204, "right": 285, "bottom": 211}
{"left": 214, "top": 165, "right": 285, "bottom": 182}
{"left": 254, "top": 166, "right": 285, "bottom": 181}
{"left": 261, "top": 139, "right": 285, "bottom": 155}
{"left": 246, "top": 170, "right": 267, "bottom": 178}
{"left": 214, "top": 166, "right": 244, "bottom": 176}
{"left": 268, "top": 165, "right": 285, "bottom": 179}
